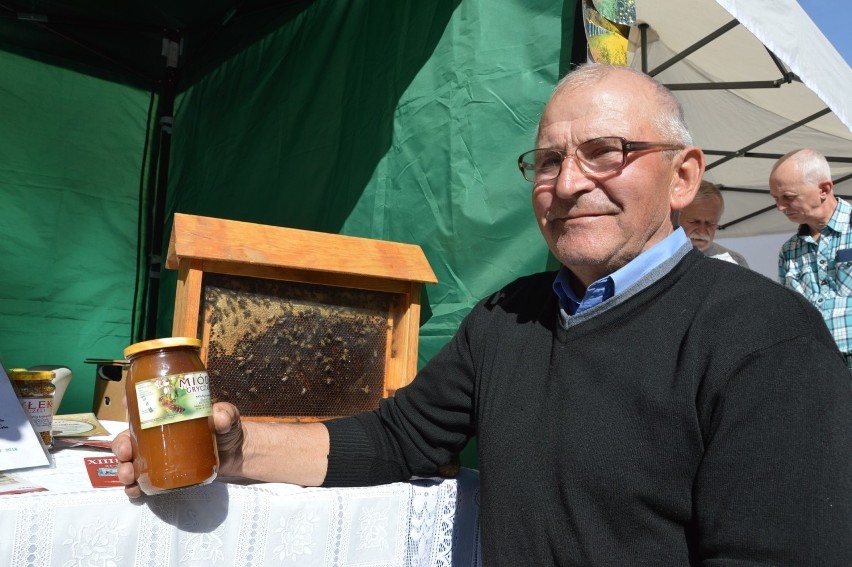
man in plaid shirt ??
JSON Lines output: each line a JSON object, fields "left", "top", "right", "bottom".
{"left": 771, "top": 148, "right": 852, "bottom": 369}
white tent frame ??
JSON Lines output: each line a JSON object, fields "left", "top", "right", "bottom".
{"left": 628, "top": 0, "right": 852, "bottom": 237}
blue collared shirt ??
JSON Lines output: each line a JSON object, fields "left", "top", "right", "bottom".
{"left": 553, "top": 228, "right": 690, "bottom": 315}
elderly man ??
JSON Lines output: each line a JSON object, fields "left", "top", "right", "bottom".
{"left": 679, "top": 180, "right": 749, "bottom": 266}
{"left": 771, "top": 148, "right": 852, "bottom": 369}
{"left": 114, "top": 65, "right": 852, "bottom": 565}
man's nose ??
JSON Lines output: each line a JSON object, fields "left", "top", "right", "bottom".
{"left": 553, "top": 156, "right": 594, "bottom": 198}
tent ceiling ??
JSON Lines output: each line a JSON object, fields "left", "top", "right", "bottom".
{"left": 629, "top": 0, "right": 852, "bottom": 238}
{"left": 0, "top": 0, "right": 316, "bottom": 91}
{"left": 4, "top": 0, "right": 850, "bottom": 239}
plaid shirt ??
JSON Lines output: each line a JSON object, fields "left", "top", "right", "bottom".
{"left": 779, "top": 198, "right": 852, "bottom": 356}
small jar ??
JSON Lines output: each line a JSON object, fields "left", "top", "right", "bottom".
{"left": 124, "top": 337, "right": 219, "bottom": 495}
{"left": 10, "top": 370, "right": 56, "bottom": 448}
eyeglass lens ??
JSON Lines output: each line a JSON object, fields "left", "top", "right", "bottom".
{"left": 521, "top": 137, "right": 627, "bottom": 182}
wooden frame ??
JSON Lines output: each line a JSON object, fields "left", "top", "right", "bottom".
{"left": 166, "top": 213, "right": 437, "bottom": 421}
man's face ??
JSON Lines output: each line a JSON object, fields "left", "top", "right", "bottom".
{"left": 769, "top": 159, "right": 824, "bottom": 225}
{"left": 679, "top": 197, "right": 722, "bottom": 252}
{"left": 531, "top": 72, "right": 690, "bottom": 288}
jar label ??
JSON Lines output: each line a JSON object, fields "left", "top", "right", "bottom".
{"left": 134, "top": 371, "right": 213, "bottom": 430}
{"left": 20, "top": 397, "right": 53, "bottom": 432}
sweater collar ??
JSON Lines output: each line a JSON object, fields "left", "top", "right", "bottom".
{"left": 553, "top": 228, "right": 690, "bottom": 315}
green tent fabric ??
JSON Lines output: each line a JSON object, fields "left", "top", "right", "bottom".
{"left": 161, "top": 0, "right": 569, "bottom": 342}
{"left": 0, "top": 49, "right": 150, "bottom": 410}
{"left": 0, "top": 0, "right": 578, "bottom": 467}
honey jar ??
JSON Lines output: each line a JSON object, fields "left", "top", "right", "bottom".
{"left": 9, "top": 370, "right": 56, "bottom": 448}
{"left": 123, "top": 337, "right": 219, "bottom": 495}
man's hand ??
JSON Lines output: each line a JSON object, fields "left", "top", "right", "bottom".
{"left": 211, "top": 401, "right": 246, "bottom": 477}
{"left": 112, "top": 400, "right": 329, "bottom": 498}
{"left": 112, "top": 428, "right": 143, "bottom": 498}
{"left": 112, "top": 401, "right": 245, "bottom": 498}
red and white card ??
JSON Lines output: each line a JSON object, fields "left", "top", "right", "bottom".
{"left": 84, "top": 456, "right": 122, "bottom": 488}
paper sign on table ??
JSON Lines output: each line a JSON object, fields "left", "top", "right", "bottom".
{"left": 0, "top": 364, "right": 52, "bottom": 472}
{"left": 53, "top": 413, "right": 110, "bottom": 437}
{"left": 0, "top": 472, "right": 47, "bottom": 495}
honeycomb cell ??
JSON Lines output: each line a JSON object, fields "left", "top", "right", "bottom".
{"left": 201, "top": 273, "right": 392, "bottom": 419}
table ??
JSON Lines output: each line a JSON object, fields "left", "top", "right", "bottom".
{"left": 0, "top": 423, "right": 481, "bottom": 567}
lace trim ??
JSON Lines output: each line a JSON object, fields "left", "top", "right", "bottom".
{"left": 0, "top": 474, "right": 480, "bottom": 566}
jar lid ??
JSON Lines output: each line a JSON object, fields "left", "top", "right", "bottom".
{"left": 9, "top": 370, "right": 56, "bottom": 381}
{"left": 124, "top": 337, "right": 202, "bottom": 359}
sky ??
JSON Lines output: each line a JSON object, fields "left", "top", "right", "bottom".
{"left": 797, "top": 0, "right": 851, "bottom": 65}
{"left": 715, "top": 0, "right": 851, "bottom": 279}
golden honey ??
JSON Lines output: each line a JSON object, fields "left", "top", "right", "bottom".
{"left": 123, "top": 337, "right": 218, "bottom": 495}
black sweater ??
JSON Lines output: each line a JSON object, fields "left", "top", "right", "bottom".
{"left": 325, "top": 249, "right": 852, "bottom": 565}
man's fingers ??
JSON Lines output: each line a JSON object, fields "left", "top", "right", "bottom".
{"left": 116, "top": 462, "right": 144, "bottom": 498}
{"left": 123, "top": 484, "right": 144, "bottom": 499}
{"left": 213, "top": 401, "right": 240, "bottom": 434}
{"left": 111, "top": 431, "right": 143, "bottom": 498}
{"left": 211, "top": 401, "right": 244, "bottom": 477}
{"left": 111, "top": 430, "right": 132, "bottom": 461}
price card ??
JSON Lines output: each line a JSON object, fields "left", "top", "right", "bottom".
{"left": 84, "top": 456, "right": 122, "bottom": 488}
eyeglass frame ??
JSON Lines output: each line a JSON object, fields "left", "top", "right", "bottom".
{"left": 517, "top": 137, "right": 685, "bottom": 183}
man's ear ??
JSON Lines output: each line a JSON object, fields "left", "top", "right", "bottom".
{"left": 670, "top": 146, "right": 705, "bottom": 211}
{"left": 818, "top": 179, "right": 834, "bottom": 199}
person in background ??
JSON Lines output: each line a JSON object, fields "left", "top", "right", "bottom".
{"left": 770, "top": 147, "right": 852, "bottom": 370}
{"left": 678, "top": 179, "right": 749, "bottom": 267}
{"left": 114, "top": 65, "right": 852, "bottom": 565}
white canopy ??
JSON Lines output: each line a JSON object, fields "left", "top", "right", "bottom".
{"left": 629, "top": 0, "right": 852, "bottom": 237}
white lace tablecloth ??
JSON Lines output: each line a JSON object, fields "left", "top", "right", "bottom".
{"left": 0, "top": 450, "right": 481, "bottom": 567}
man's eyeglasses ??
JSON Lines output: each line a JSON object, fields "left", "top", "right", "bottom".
{"left": 517, "top": 137, "right": 684, "bottom": 183}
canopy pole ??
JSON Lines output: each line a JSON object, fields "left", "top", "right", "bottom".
{"left": 703, "top": 150, "right": 852, "bottom": 164}
{"left": 718, "top": 204, "right": 778, "bottom": 230}
{"left": 143, "top": 36, "right": 181, "bottom": 340}
{"left": 706, "top": 108, "right": 832, "bottom": 171}
{"left": 559, "top": 0, "right": 587, "bottom": 80}
{"left": 666, "top": 79, "right": 789, "bottom": 91}
{"left": 639, "top": 23, "right": 649, "bottom": 73}
{"left": 647, "top": 19, "right": 739, "bottom": 77}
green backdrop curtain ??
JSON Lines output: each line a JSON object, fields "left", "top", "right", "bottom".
{"left": 0, "top": 0, "right": 577, "bottom": 466}
{"left": 0, "top": 49, "right": 150, "bottom": 410}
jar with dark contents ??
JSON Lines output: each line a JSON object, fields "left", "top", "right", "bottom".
{"left": 123, "top": 337, "right": 219, "bottom": 495}
{"left": 10, "top": 370, "right": 56, "bottom": 448}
